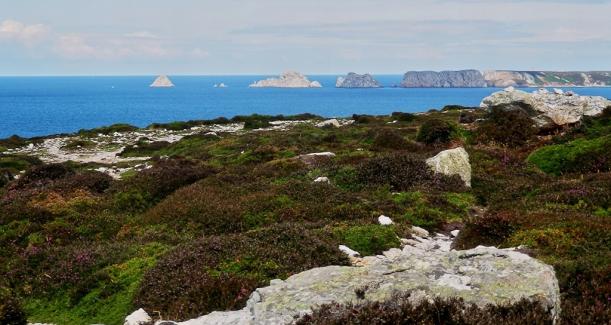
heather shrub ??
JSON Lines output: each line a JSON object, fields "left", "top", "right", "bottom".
{"left": 453, "top": 212, "right": 516, "bottom": 250}
{"left": 371, "top": 129, "right": 409, "bottom": 150}
{"left": 135, "top": 224, "right": 348, "bottom": 320}
{"left": 297, "top": 294, "right": 553, "bottom": 324}
{"left": 357, "top": 153, "right": 464, "bottom": 192}
{"left": 476, "top": 105, "right": 536, "bottom": 147}
{"left": 12, "top": 163, "right": 74, "bottom": 190}
{"left": 0, "top": 288, "right": 27, "bottom": 325}
{"left": 352, "top": 114, "right": 376, "bottom": 124}
{"left": 112, "top": 158, "right": 215, "bottom": 212}
{"left": 459, "top": 111, "right": 477, "bottom": 124}
{"left": 527, "top": 135, "right": 611, "bottom": 175}
{"left": 416, "top": 119, "right": 456, "bottom": 144}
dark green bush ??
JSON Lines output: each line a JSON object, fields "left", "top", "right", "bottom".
{"left": 78, "top": 123, "right": 138, "bottom": 136}
{"left": 528, "top": 135, "right": 611, "bottom": 175}
{"left": 372, "top": 129, "right": 409, "bottom": 150}
{"left": 296, "top": 294, "right": 553, "bottom": 324}
{"left": 476, "top": 105, "right": 536, "bottom": 147}
{"left": 416, "top": 119, "right": 455, "bottom": 144}
{"left": 134, "top": 224, "right": 348, "bottom": 320}
{"left": 119, "top": 140, "right": 171, "bottom": 157}
{"left": 442, "top": 105, "right": 478, "bottom": 111}
{"left": 391, "top": 112, "right": 416, "bottom": 122}
{"left": 459, "top": 111, "right": 477, "bottom": 124}
{"left": 12, "top": 163, "right": 74, "bottom": 190}
{"left": 352, "top": 114, "right": 376, "bottom": 124}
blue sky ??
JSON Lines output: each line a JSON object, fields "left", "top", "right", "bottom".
{"left": 1, "top": 0, "right": 610, "bottom": 75}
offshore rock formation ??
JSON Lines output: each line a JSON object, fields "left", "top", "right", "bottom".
{"left": 481, "top": 87, "right": 610, "bottom": 126}
{"left": 150, "top": 234, "right": 560, "bottom": 325}
{"left": 336, "top": 72, "right": 381, "bottom": 88}
{"left": 426, "top": 147, "right": 472, "bottom": 187}
{"left": 249, "top": 71, "right": 322, "bottom": 88}
{"left": 150, "top": 75, "right": 175, "bottom": 88}
{"left": 484, "top": 70, "right": 611, "bottom": 87}
{"left": 401, "top": 70, "right": 487, "bottom": 88}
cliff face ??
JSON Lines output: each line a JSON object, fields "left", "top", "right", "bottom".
{"left": 401, "top": 70, "right": 611, "bottom": 88}
{"left": 484, "top": 71, "right": 611, "bottom": 87}
{"left": 336, "top": 73, "right": 381, "bottom": 88}
{"left": 401, "top": 70, "right": 487, "bottom": 88}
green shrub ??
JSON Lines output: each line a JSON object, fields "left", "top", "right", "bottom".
{"left": 118, "top": 141, "right": 171, "bottom": 157}
{"left": 352, "top": 114, "right": 376, "bottom": 124}
{"left": 442, "top": 105, "right": 478, "bottom": 111}
{"left": 416, "top": 119, "right": 456, "bottom": 144}
{"left": 476, "top": 105, "right": 536, "bottom": 147}
{"left": 134, "top": 224, "right": 348, "bottom": 320}
{"left": 372, "top": 129, "right": 409, "bottom": 150}
{"left": 78, "top": 124, "right": 138, "bottom": 137}
{"left": 334, "top": 224, "right": 400, "bottom": 256}
{"left": 528, "top": 135, "right": 611, "bottom": 175}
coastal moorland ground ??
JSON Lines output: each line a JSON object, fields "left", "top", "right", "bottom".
{"left": 0, "top": 106, "right": 609, "bottom": 324}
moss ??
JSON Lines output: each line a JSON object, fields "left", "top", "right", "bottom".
{"left": 334, "top": 224, "right": 400, "bottom": 256}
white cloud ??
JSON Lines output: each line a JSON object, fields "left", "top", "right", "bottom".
{"left": 54, "top": 33, "right": 175, "bottom": 60}
{"left": 123, "top": 31, "right": 158, "bottom": 39}
{"left": 0, "top": 19, "right": 48, "bottom": 45}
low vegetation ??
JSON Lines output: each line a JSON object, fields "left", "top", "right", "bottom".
{"left": 0, "top": 109, "right": 608, "bottom": 324}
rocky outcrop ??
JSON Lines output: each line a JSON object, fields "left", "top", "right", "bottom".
{"left": 481, "top": 87, "right": 610, "bottom": 126}
{"left": 336, "top": 73, "right": 381, "bottom": 88}
{"left": 159, "top": 234, "right": 560, "bottom": 324}
{"left": 249, "top": 72, "right": 322, "bottom": 88}
{"left": 484, "top": 70, "right": 611, "bottom": 87}
{"left": 401, "top": 70, "right": 486, "bottom": 88}
{"left": 150, "top": 75, "right": 175, "bottom": 88}
{"left": 124, "top": 308, "right": 152, "bottom": 325}
{"left": 426, "top": 147, "right": 472, "bottom": 187}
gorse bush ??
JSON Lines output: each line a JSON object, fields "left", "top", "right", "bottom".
{"left": 135, "top": 224, "right": 348, "bottom": 320}
{"left": 416, "top": 119, "right": 456, "bottom": 144}
{"left": 476, "top": 104, "right": 536, "bottom": 147}
{"left": 528, "top": 135, "right": 611, "bottom": 175}
{"left": 296, "top": 294, "right": 553, "bottom": 325}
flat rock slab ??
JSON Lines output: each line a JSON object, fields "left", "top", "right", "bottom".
{"left": 174, "top": 236, "right": 560, "bottom": 325}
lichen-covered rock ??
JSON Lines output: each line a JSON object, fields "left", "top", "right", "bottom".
{"left": 480, "top": 88, "right": 610, "bottom": 126}
{"left": 336, "top": 73, "right": 381, "bottom": 88}
{"left": 249, "top": 72, "right": 322, "bottom": 88}
{"left": 426, "top": 147, "right": 472, "bottom": 187}
{"left": 170, "top": 234, "right": 560, "bottom": 325}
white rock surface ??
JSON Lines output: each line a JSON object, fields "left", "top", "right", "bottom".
{"left": 164, "top": 234, "right": 560, "bottom": 324}
{"left": 338, "top": 245, "right": 360, "bottom": 257}
{"left": 150, "top": 75, "right": 175, "bottom": 88}
{"left": 481, "top": 88, "right": 610, "bottom": 126}
{"left": 313, "top": 176, "right": 330, "bottom": 184}
{"left": 410, "top": 226, "right": 430, "bottom": 237}
{"left": 378, "top": 215, "right": 394, "bottom": 225}
{"left": 249, "top": 71, "right": 322, "bottom": 88}
{"left": 426, "top": 147, "right": 472, "bottom": 187}
{"left": 316, "top": 119, "right": 341, "bottom": 128}
{"left": 451, "top": 230, "right": 460, "bottom": 237}
{"left": 124, "top": 308, "right": 152, "bottom": 325}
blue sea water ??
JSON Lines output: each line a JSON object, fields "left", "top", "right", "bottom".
{"left": 1, "top": 75, "right": 610, "bottom": 138}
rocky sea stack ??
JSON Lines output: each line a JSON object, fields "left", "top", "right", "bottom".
{"left": 249, "top": 71, "right": 322, "bottom": 88}
{"left": 150, "top": 75, "right": 175, "bottom": 88}
{"left": 401, "top": 70, "right": 487, "bottom": 88}
{"left": 336, "top": 72, "right": 381, "bottom": 88}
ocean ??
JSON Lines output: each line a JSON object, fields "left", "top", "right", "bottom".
{"left": 1, "top": 75, "right": 610, "bottom": 138}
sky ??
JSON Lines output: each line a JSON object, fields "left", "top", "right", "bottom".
{"left": 1, "top": 0, "right": 610, "bottom": 75}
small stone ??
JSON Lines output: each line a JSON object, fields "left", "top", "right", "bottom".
{"left": 339, "top": 245, "right": 360, "bottom": 257}
{"left": 411, "top": 226, "right": 429, "bottom": 238}
{"left": 451, "top": 230, "right": 460, "bottom": 237}
{"left": 124, "top": 308, "right": 151, "bottom": 325}
{"left": 313, "top": 177, "right": 330, "bottom": 184}
{"left": 378, "top": 215, "right": 394, "bottom": 225}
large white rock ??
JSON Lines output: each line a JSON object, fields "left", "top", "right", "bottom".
{"left": 249, "top": 71, "right": 322, "bottom": 88}
{"left": 150, "top": 75, "right": 175, "bottom": 88}
{"left": 378, "top": 215, "right": 394, "bottom": 225}
{"left": 316, "top": 119, "right": 341, "bottom": 128}
{"left": 124, "top": 308, "right": 152, "bottom": 325}
{"left": 480, "top": 88, "right": 610, "bottom": 126}
{"left": 169, "top": 237, "right": 560, "bottom": 324}
{"left": 426, "top": 147, "right": 472, "bottom": 187}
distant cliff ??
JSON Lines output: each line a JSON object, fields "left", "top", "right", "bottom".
{"left": 401, "top": 70, "right": 611, "bottom": 88}
{"left": 336, "top": 73, "right": 381, "bottom": 88}
{"left": 401, "top": 70, "right": 487, "bottom": 88}
{"left": 483, "top": 71, "right": 611, "bottom": 87}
